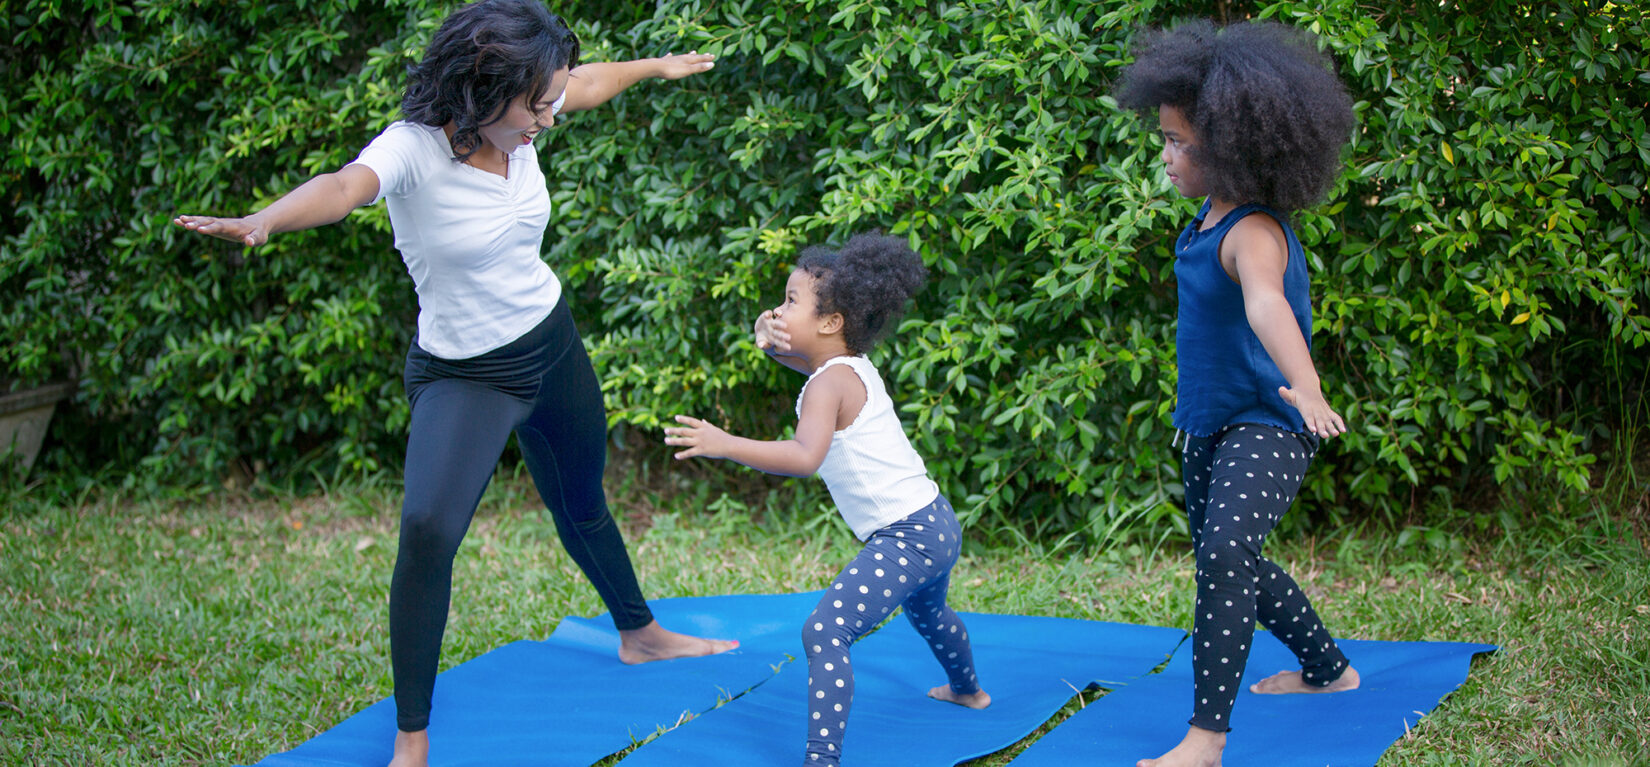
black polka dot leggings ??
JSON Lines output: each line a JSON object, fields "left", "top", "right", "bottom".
{"left": 1182, "top": 423, "right": 1349, "bottom": 732}
{"left": 802, "top": 495, "right": 980, "bottom": 766}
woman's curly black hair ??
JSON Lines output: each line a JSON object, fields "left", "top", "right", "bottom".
{"left": 797, "top": 232, "right": 928, "bottom": 356}
{"left": 401, "top": 0, "right": 579, "bottom": 163}
{"left": 1115, "top": 19, "right": 1354, "bottom": 213}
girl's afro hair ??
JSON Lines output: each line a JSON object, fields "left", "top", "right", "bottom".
{"left": 797, "top": 232, "right": 927, "bottom": 356}
{"left": 1115, "top": 19, "right": 1354, "bottom": 213}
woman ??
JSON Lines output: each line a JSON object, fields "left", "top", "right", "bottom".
{"left": 175, "top": 2, "right": 732, "bottom": 765}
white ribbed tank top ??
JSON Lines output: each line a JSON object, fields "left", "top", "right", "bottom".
{"left": 796, "top": 356, "right": 940, "bottom": 540}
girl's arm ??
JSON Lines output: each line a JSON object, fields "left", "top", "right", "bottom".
{"left": 1225, "top": 214, "right": 1347, "bottom": 439}
{"left": 173, "top": 164, "right": 381, "bottom": 248}
{"left": 664, "top": 365, "right": 854, "bottom": 476}
{"left": 559, "top": 53, "right": 715, "bottom": 114}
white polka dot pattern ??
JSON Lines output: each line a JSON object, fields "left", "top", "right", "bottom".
{"left": 801, "top": 496, "right": 979, "bottom": 765}
{"left": 1178, "top": 425, "right": 1350, "bottom": 732}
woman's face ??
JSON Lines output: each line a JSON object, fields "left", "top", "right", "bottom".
{"left": 478, "top": 67, "right": 570, "bottom": 156}
{"left": 1158, "top": 104, "right": 1208, "bottom": 199}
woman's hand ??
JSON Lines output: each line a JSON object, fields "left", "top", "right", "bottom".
{"left": 654, "top": 51, "right": 715, "bottom": 80}
{"left": 663, "top": 415, "right": 731, "bottom": 460}
{"left": 754, "top": 309, "right": 791, "bottom": 352}
{"left": 1279, "top": 385, "right": 1347, "bottom": 439}
{"left": 173, "top": 214, "right": 270, "bottom": 248}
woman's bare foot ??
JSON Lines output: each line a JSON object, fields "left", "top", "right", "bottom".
{"left": 928, "top": 685, "right": 992, "bottom": 709}
{"left": 387, "top": 729, "right": 429, "bottom": 767}
{"left": 1137, "top": 725, "right": 1225, "bottom": 767}
{"left": 1249, "top": 665, "right": 1360, "bottom": 695}
{"left": 617, "top": 619, "right": 738, "bottom": 664}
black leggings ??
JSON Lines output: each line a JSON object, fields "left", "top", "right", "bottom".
{"left": 1181, "top": 424, "right": 1349, "bottom": 732}
{"left": 391, "top": 301, "right": 653, "bottom": 732}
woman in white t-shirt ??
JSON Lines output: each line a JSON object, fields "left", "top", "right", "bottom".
{"left": 664, "top": 233, "right": 992, "bottom": 767}
{"left": 175, "top": 2, "right": 732, "bottom": 765}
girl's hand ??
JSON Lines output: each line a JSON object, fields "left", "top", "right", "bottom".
{"left": 664, "top": 415, "right": 730, "bottom": 460}
{"left": 174, "top": 214, "right": 270, "bottom": 248}
{"left": 754, "top": 308, "right": 791, "bottom": 353}
{"left": 1279, "top": 385, "right": 1347, "bottom": 439}
{"left": 655, "top": 51, "right": 715, "bottom": 80}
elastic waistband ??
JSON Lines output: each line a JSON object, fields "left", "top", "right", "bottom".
{"left": 1177, "top": 422, "right": 1320, "bottom": 454}
{"left": 404, "top": 301, "right": 574, "bottom": 399}
{"left": 895, "top": 493, "right": 955, "bottom": 524}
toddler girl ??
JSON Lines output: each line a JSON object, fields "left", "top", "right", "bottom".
{"left": 664, "top": 232, "right": 990, "bottom": 766}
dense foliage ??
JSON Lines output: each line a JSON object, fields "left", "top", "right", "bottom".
{"left": 3, "top": 0, "right": 1646, "bottom": 537}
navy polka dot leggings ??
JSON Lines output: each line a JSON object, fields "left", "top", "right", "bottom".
{"left": 802, "top": 495, "right": 980, "bottom": 766}
{"left": 1182, "top": 424, "right": 1350, "bottom": 732}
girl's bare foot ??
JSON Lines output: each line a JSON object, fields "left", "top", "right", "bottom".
{"left": 617, "top": 619, "right": 738, "bottom": 664}
{"left": 387, "top": 729, "right": 429, "bottom": 767}
{"left": 1137, "top": 725, "right": 1224, "bottom": 767}
{"left": 928, "top": 685, "right": 992, "bottom": 709}
{"left": 1249, "top": 664, "right": 1360, "bottom": 694}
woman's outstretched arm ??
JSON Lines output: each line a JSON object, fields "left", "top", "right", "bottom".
{"left": 174, "top": 164, "right": 381, "bottom": 248}
{"left": 558, "top": 53, "right": 715, "bottom": 114}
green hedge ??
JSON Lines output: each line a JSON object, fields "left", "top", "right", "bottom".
{"left": 4, "top": 1, "right": 1646, "bottom": 536}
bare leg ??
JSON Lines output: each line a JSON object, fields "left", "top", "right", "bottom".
{"left": 1137, "top": 725, "right": 1225, "bottom": 767}
{"left": 618, "top": 619, "right": 738, "bottom": 664}
{"left": 1250, "top": 664, "right": 1360, "bottom": 694}
{"left": 387, "top": 730, "right": 429, "bottom": 767}
{"left": 928, "top": 685, "right": 992, "bottom": 709}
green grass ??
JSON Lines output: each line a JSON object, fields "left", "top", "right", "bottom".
{"left": 2, "top": 457, "right": 1647, "bottom": 766}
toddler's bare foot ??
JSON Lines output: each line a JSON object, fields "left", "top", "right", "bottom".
{"left": 927, "top": 685, "right": 992, "bottom": 709}
{"left": 617, "top": 619, "right": 738, "bottom": 664}
{"left": 387, "top": 729, "right": 428, "bottom": 767}
{"left": 1249, "top": 665, "right": 1360, "bottom": 695}
{"left": 1137, "top": 725, "right": 1224, "bottom": 767}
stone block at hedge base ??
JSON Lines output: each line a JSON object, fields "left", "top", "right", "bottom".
{"left": 0, "top": 382, "right": 75, "bottom": 472}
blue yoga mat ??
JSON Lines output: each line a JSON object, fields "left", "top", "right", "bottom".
{"left": 1008, "top": 631, "right": 1497, "bottom": 766}
{"left": 249, "top": 591, "right": 821, "bottom": 767}
{"left": 618, "top": 610, "right": 1187, "bottom": 766}
{"left": 249, "top": 593, "right": 1493, "bottom": 767}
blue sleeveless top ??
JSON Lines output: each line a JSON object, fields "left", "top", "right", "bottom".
{"left": 1172, "top": 199, "right": 1312, "bottom": 437}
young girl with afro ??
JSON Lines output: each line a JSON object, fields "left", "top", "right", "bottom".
{"left": 1114, "top": 19, "right": 1361, "bottom": 767}
{"left": 664, "top": 232, "right": 991, "bottom": 766}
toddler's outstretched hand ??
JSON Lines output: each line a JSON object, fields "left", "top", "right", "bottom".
{"left": 1279, "top": 385, "right": 1346, "bottom": 439}
{"left": 655, "top": 51, "right": 715, "bottom": 80}
{"left": 754, "top": 309, "right": 791, "bottom": 353}
{"left": 664, "top": 415, "right": 729, "bottom": 460}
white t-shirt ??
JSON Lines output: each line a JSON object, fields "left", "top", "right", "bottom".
{"left": 797, "top": 356, "right": 941, "bottom": 540}
{"left": 349, "top": 99, "right": 563, "bottom": 359}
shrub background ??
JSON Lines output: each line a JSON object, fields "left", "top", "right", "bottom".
{"left": 3, "top": 0, "right": 1646, "bottom": 537}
